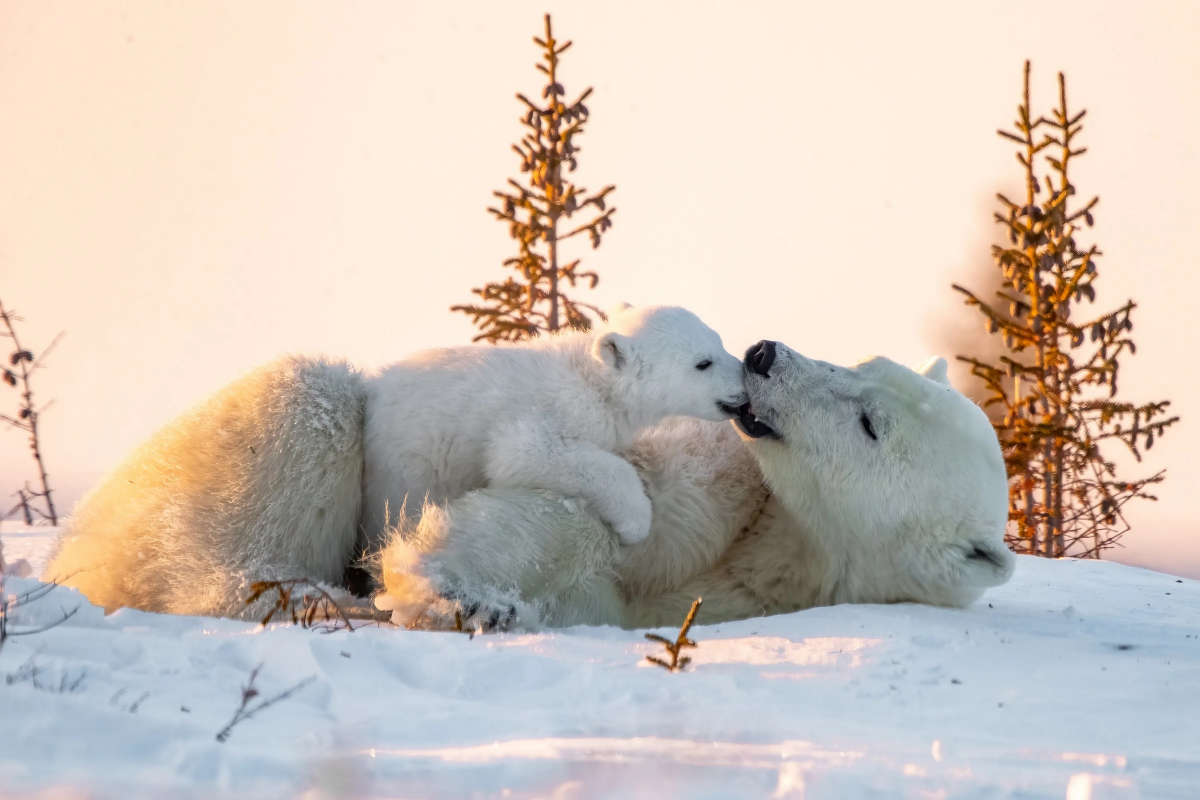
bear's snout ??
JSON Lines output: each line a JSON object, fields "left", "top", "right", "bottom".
{"left": 745, "top": 340, "right": 776, "bottom": 377}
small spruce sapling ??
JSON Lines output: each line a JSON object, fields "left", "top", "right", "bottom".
{"left": 645, "top": 597, "right": 702, "bottom": 672}
{"left": 452, "top": 14, "right": 616, "bottom": 343}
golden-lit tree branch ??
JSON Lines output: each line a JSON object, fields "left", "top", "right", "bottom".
{"left": 453, "top": 14, "right": 616, "bottom": 343}
{"left": 951, "top": 61, "right": 1178, "bottom": 557}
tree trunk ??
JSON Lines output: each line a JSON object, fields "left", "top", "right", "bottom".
{"left": 1024, "top": 479, "right": 1036, "bottom": 555}
{"left": 1042, "top": 438, "right": 1055, "bottom": 556}
{"left": 1053, "top": 443, "right": 1065, "bottom": 556}
{"left": 27, "top": 412, "right": 57, "bottom": 525}
{"left": 547, "top": 223, "right": 559, "bottom": 331}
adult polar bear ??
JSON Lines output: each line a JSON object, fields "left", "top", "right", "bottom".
{"left": 377, "top": 340, "right": 1016, "bottom": 629}
{"left": 45, "top": 339, "right": 1014, "bottom": 624}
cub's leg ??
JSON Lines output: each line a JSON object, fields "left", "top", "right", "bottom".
{"left": 485, "top": 418, "right": 653, "bottom": 545}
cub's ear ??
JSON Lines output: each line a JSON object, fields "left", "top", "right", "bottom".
{"left": 916, "top": 356, "right": 951, "bottom": 385}
{"left": 591, "top": 331, "right": 630, "bottom": 370}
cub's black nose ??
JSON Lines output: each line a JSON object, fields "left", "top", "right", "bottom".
{"left": 745, "top": 340, "right": 776, "bottom": 377}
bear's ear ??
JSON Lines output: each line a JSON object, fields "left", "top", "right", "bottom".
{"left": 916, "top": 356, "right": 951, "bottom": 385}
{"left": 591, "top": 331, "right": 630, "bottom": 371}
{"left": 606, "top": 302, "right": 634, "bottom": 319}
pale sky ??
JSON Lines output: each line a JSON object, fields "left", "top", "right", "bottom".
{"left": 1, "top": 2, "right": 1197, "bottom": 576}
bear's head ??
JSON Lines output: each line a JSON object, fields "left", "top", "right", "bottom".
{"left": 590, "top": 305, "right": 748, "bottom": 425}
{"left": 734, "top": 340, "right": 1015, "bottom": 607}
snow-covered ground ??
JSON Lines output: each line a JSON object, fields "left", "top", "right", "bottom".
{"left": 1, "top": 525, "right": 1198, "bottom": 799}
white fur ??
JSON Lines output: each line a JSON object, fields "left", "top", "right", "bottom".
{"left": 44, "top": 356, "right": 366, "bottom": 620}
{"left": 47, "top": 341, "right": 1013, "bottom": 627}
{"left": 361, "top": 305, "right": 746, "bottom": 547}
{"left": 376, "top": 343, "right": 1016, "bottom": 628}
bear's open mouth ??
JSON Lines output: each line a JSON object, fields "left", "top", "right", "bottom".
{"left": 734, "top": 403, "right": 778, "bottom": 439}
{"left": 717, "top": 401, "right": 743, "bottom": 418}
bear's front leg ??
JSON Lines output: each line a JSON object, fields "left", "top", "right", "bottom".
{"left": 373, "top": 489, "right": 624, "bottom": 630}
{"left": 485, "top": 421, "right": 653, "bottom": 545}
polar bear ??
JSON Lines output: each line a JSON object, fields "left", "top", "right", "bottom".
{"left": 361, "top": 305, "right": 747, "bottom": 548}
{"left": 375, "top": 340, "right": 1017, "bottom": 629}
{"left": 45, "top": 340, "right": 1014, "bottom": 625}
{"left": 44, "top": 356, "right": 367, "bottom": 619}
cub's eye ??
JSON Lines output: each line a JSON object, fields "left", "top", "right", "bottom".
{"left": 860, "top": 412, "right": 878, "bottom": 441}
{"left": 695, "top": 360, "right": 713, "bottom": 371}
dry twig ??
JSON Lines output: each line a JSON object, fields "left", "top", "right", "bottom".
{"left": 0, "top": 299, "right": 61, "bottom": 525}
{"left": 245, "top": 578, "right": 391, "bottom": 632}
{"left": 215, "top": 664, "right": 316, "bottom": 743}
{"left": 0, "top": 573, "right": 80, "bottom": 656}
{"left": 645, "top": 597, "right": 702, "bottom": 672}
{"left": 6, "top": 654, "right": 85, "bottom": 693}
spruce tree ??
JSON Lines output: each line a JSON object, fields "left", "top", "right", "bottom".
{"left": 453, "top": 14, "right": 616, "bottom": 343}
{"left": 953, "top": 62, "right": 1178, "bottom": 558}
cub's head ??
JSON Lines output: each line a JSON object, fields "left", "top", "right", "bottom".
{"left": 590, "top": 305, "right": 747, "bottom": 423}
{"left": 733, "top": 340, "right": 1015, "bottom": 607}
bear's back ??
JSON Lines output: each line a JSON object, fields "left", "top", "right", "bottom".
{"left": 367, "top": 335, "right": 602, "bottom": 433}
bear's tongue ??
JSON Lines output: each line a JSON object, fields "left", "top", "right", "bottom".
{"left": 735, "top": 402, "right": 776, "bottom": 439}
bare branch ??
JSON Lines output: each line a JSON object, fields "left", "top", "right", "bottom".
{"left": 215, "top": 664, "right": 316, "bottom": 743}
{"left": 644, "top": 598, "right": 702, "bottom": 672}
{"left": 0, "top": 298, "right": 58, "bottom": 524}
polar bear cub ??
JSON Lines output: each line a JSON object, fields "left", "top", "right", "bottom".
{"left": 362, "top": 305, "right": 747, "bottom": 546}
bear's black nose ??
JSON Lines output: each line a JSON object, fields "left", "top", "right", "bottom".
{"left": 745, "top": 340, "right": 776, "bottom": 377}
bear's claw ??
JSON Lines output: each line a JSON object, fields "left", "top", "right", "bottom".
{"left": 439, "top": 590, "right": 518, "bottom": 633}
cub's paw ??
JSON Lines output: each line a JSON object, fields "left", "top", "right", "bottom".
{"left": 605, "top": 490, "right": 654, "bottom": 546}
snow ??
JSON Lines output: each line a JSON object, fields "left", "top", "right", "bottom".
{"left": 2, "top": 526, "right": 1198, "bottom": 799}
{"left": 0, "top": 521, "right": 52, "bottom": 579}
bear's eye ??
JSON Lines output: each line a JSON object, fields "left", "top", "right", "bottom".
{"left": 966, "top": 545, "right": 1001, "bottom": 567}
{"left": 860, "top": 412, "right": 878, "bottom": 441}
{"left": 695, "top": 360, "right": 713, "bottom": 371}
